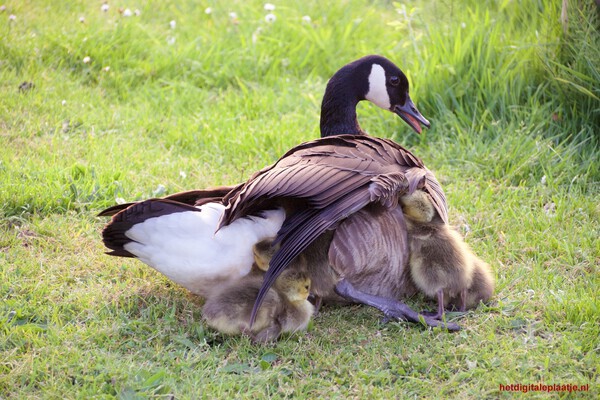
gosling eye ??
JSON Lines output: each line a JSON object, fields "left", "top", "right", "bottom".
{"left": 389, "top": 76, "right": 400, "bottom": 86}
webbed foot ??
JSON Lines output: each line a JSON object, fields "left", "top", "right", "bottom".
{"left": 381, "top": 307, "right": 460, "bottom": 331}
{"left": 335, "top": 280, "right": 460, "bottom": 331}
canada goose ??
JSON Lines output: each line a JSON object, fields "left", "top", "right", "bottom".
{"left": 218, "top": 134, "right": 458, "bottom": 330}
{"left": 399, "top": 190, "right": 492, "bottom": 318}
{"left": 202, "top": 244, "right": 314, "bottom": 343}
{"left": 100, "top": 55, "right": 458, "bottom": 330}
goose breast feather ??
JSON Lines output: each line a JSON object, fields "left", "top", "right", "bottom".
{"left": 328, "top": 205, "right": 418, "bottom": 299}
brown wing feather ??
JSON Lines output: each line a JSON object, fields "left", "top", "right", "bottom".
{"left": 220, "top": 136, "right": 425, "bottom": 225}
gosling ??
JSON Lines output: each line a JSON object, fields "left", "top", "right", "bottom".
{"left": 202, "top": 242, "right": 314, "bottom": 342}
{"left": 400, "top": 190, "right": 493, "bottom": 319}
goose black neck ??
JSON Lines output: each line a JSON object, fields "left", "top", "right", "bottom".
{"left": 319, "top": 69, "right": 365, "bottom": 137}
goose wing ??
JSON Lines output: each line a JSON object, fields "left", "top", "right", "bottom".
{"left": 101, "top": 199, "right": 202, "bottom": 257}
{"left": 98, "top": 186, "right": 237, "bottom": 217}
{"left": 100, "top": 185, "right": 242, "bottom": 258}
{"left": 218, "top": 135, "right": 447, "bottom": 322}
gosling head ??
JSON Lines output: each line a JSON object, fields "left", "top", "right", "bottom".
{"left": 275, "top": 269, "right": 311, "bottom": 303}
{"left": 399, "top": 190, "right": 437, "bottom": 223}
{"left": 252, "top": 237, "right": 279, "bottom": 272}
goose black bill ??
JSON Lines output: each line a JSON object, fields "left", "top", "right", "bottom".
{"left": 394, "top": 97, "right": 430, "bottom": 134}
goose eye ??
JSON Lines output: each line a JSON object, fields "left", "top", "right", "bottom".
{"left": 389, "top": 76, "right": 400, "bottom": 86}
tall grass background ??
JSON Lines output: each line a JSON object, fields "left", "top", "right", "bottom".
{"left": 1, "top": 0, "right": 598, "bottom": 398}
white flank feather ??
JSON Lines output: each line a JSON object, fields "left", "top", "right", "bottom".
{"left": 123, "top": 203, "right": 285, "bottom": 295}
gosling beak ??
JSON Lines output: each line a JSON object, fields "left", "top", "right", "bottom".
{"left": 393, "top": 96, "right": 430, "bottom": 134}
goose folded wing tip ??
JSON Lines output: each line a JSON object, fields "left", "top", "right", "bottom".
{"left": 368, "top": 172, "right": 409, "bottom": 207}
{"left": 424, "top": 177, "right": 449, "bottom": 224}
{"left": 215, "top": 214, "right": 229, "bottom": 231}
{"left": 97, "top": 203, "right": 133, "bottom": 217}
{"left": 249, "top": 262, "right": 286, "bottom": 326}
{"left": 105, "top": 249, "right": 135, "bottom": 258}
{"left": 99, "top": 186, "right": 235, "bottom": 217}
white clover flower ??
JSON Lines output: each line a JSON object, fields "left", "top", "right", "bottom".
{"left": 153, "top": 184, "right": 167, "bottom": 197}
{"left": 103, "top": 66, "right": 110, "bottom": 72}
{"left": 167, "top": 36, "right": 176, "bottom": 45}
{"left": 0, "top": 5, "right": 6, "bottom": 12}
{"left": 264, "top": 3, "right": 275, "bottom": 11}
{"left": 229, "top": 12, "right": 237, "bottom": 19}
{"left": 179, "top": 170, "right": 187, "bottom": 179}
{"left": 204, "top": 7, "right": 212, "bottom": 15}
{"left": 169, "top": 20, "right": 176, "bottom": 29}
{"left": 461, "top": 22, "right": 466, "bottom": 29}
{"left": 252, "top": 27, "right": 262, "bottom": 44}
{"left": 123, "top": 8, "right": 132, "bottom": 17}
{"left": 61, "top": 100, "right": 67, "bottom": 106}
{"left": 302, "top": 15, "right": 311, "bottom": 23}
{"left": 83, "top": 56, "right": 91, "bottom": 64}
{"left": 134, "top": 9, "right": 141, "bottom": 16}
{"left": 543, "top": 202, "right": 556, "bottom": 216}
{"left": 462, "top": 223, "right": 471, "bottom": 233}
{"left": 265, "top": 13, "right": 276, "bottom": 23}
{"left": 79, "top": 16, "right": 85, "bottom": 23}
{"left": 101, "top": 4, "right": 109, "bottom": 12}
{"left": 9, "top": 14, "right": 16, "bottom": 21}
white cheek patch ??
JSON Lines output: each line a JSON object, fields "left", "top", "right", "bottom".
{"left": 365, "top": 64, "right": 391, "bottom": 110}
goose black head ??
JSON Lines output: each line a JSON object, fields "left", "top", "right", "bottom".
{"left": 320, "top": 55, "right": 430, "bottom": 137}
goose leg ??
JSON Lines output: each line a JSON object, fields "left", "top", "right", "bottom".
{"left": 459, "top": 289, "right": 467, "bottom": 312}
{"left": 436, "top": 289, "right": 445, "bottom": 319}
{"left": 334, "top": 279, "right": 460, "bottom": 331}
{"left": 419, "top": 290, "right": 446, "bottom": 319}
{"left": 421, "top": 289, "right": 467, "bottom": 315}
{"left": 308, "top": 294, "right": 323, "bottom": 315}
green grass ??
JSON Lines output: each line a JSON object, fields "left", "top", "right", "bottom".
{"left": 1, "top": 0, "right": 598, "bottom": 398}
